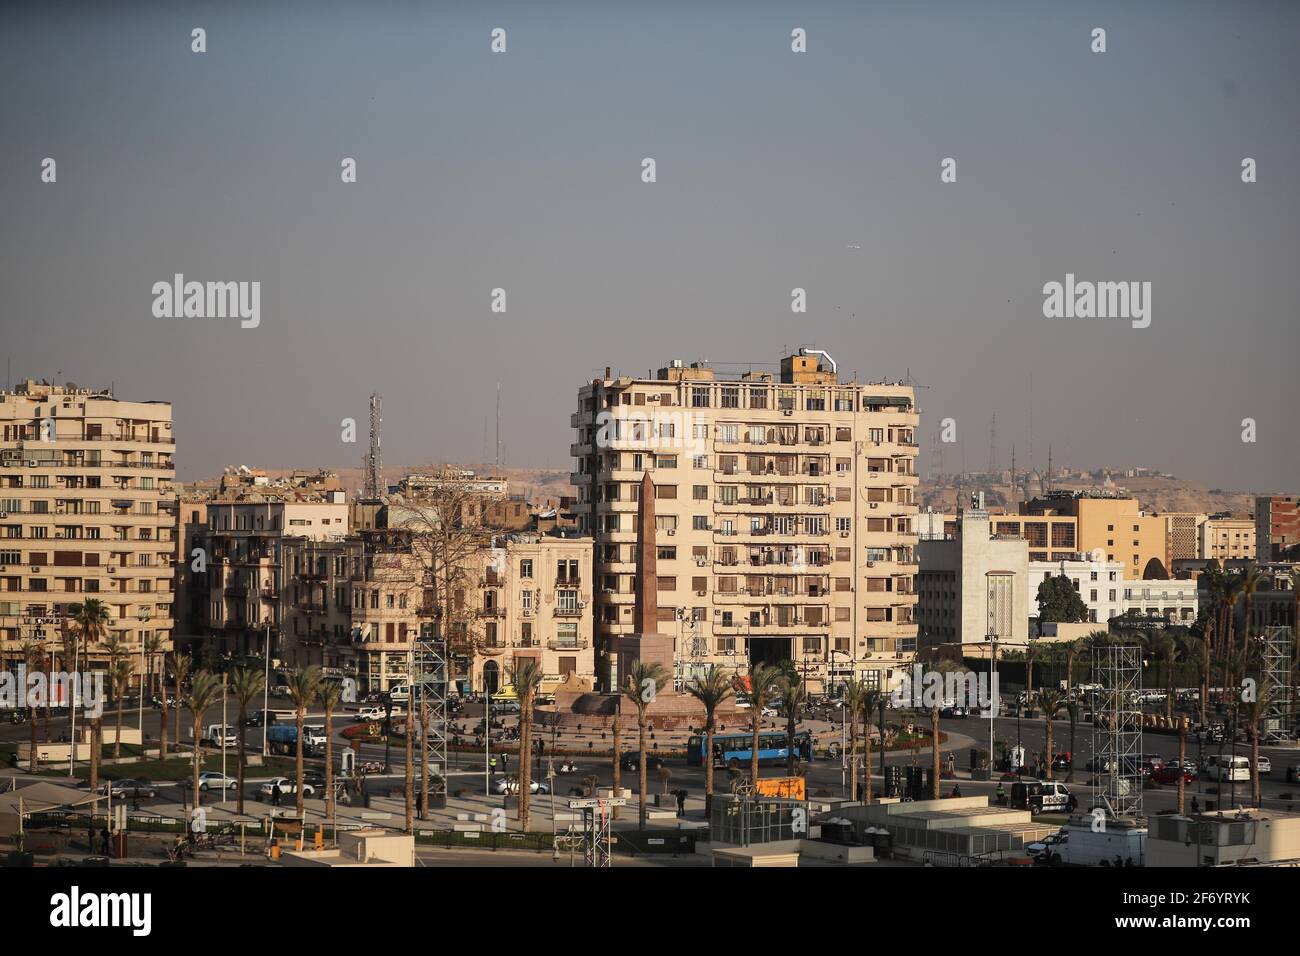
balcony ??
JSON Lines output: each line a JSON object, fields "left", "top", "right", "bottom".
{"left": 547, "top": 638, "right": 589, "bottom": 651}
{"left": 476, "top": 607, "right": 506, "bottom": 619}
{"left": 555, "top": 577, "right": 582, "bottom": 589}
{"left": 553, "top": 607, "right": 582, "bottom": 618}
{"left": 481, "top": 640, "right": 507, "bottom": 657}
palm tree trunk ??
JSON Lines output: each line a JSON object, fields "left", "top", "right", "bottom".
{"left": 296, "top": 708, "right": 305, "bottom": 816}
{"left": 324, "top": 706, "right": 334, "bottom": 825}
{"left": 237, "top": 719, "right": 247, "bottom": 816}
{"left": 750, "top": 709, "right": 761, "bottom": 784}
{"left": 114, "top": 696, "right": 123, "bottom": 759}
{"left": 1045, "top": 717, "right": 1054, "bottom": 781}
{"left": 191, "top": 716, "right": 202, "bottom": 810}
{"left": 1176, "top": 719, "right": 1186, "bottom": 815}
{"left": 611, "top": 709, "right": 621, "bottom": 821}
{"left": 89, "top": 719, "right": 101, "bottom": 793}
{"left": 930, "top": 707, "right": 941, "bottom": 799}
{"left": 174, "top": 699, "right": 182, "bottom": 755}
{"left": 159, "top": 696, "right": 169, "bottom": 761}
{"left": 848, "top": 711, "right": 859, "bottom": 801}
{"left": 703, "top": 715, "right": 715, "bottom": 816}
{"left": 863, "top": 726, "right": 873, "bottom": 805}
{"left": 518, "top": 703, "right": 533, "bottom": 830}
{"left": 638, "top": 713, "right": 648, "bottom": 828}
{"left": 1199, "top": 633, "right": 1210, "bottom": 727}
{"left": 786, "top": 712, "right": 796, "bottom": 775}
{"left": 1251, "top": 720, "right": 1261, "bottom": 808}
{"left": 28, "top": 703, "right": 38, "bottom": 773}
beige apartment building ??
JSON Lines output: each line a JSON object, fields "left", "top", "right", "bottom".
{"left": 1199, "top": 513, "right": 1255, "bottom": 563}
{"left": 571, "top": 351, "right": 919, "bottom": 694}
{"left": 1023, "top": 492, "right": 1169, "bottom": 579}
{"left": 0, "top": 380, "right": 176, "bottom": 679}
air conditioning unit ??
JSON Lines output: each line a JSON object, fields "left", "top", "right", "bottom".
{"left": 839, "top": 531, "right": 849, "bottom": 538}
{"left": 666, "top": 529, "right": 675, "bottom": 536}
{"left": 866, "top": 561, "right": 875, "bottom": 567}
{"left": 696, "top": 590, "right": 706, "bottom": 596}
{"left": 782, "top": 410, "right": 793, "bottom": 416}
{"left": 30, "top": 566, "right": 40, "bottom": 573}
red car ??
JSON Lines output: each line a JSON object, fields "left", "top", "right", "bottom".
{"left": 1150, "top": 764, "right": 1195, "bottom": 786}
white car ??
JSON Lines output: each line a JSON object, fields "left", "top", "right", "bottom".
{"left": 491, "top": 777, "right": 550, "bottom": 795}
{"left": 1026, "top": 830, "right": 1068, "bottom": 859}
{"left": 760, "top": 706, "right": 780, "bottom": 718}
{"left": 1255, "top": 756, "right": 1271, "bottom": 775}
{"left": 260, "top": 776, "right": 315, "bottom": 797}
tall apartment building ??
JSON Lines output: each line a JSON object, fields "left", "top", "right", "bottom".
{"left": 1199, "top": 513, "right": 1255, "bottom": 563}
{"left": 1256, "top": 496, "right": 1300, "bottom": 561}
{"left": 571, "top": 351, "right": 919, "bottom": 694}
{"left": 0, "top": 380, "right": 176, "bottom": 679}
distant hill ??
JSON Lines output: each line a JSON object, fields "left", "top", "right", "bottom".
{"left": 920, "top": 472, "right": 1254, "bottom": 516}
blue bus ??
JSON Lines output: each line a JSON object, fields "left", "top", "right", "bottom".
{"left": 686, "top": 731, "right": 813, "bottom": 769}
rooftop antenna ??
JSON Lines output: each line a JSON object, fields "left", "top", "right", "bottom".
{"left": 364, "top": 392, "right": 383, "bottom": 499}
{"left": 1027, "top": 373, "right": 1034, "bottom": 476}
{"left": 495, "top": 382, "right": 501, "bottom": 472}
{"left": 1047, "top": 444, "right": 1054, "bottom": 493}
{"left": 1010, "top": 444, "right": 1017, "bottom": 509}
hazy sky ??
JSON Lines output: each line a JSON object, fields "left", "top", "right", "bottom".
{"left": 3, "top": 1, "right": 1297, "bottom": 491}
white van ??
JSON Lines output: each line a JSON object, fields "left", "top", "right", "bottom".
{"left": 1203, "top": 755, "right": 1251, "bottom": 782}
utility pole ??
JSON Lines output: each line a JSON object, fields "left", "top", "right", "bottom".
{"left": 364, "top": 393, "right": 383, "bottom": 499}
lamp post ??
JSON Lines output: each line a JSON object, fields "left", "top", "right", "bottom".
{"left": 68, "top": 626, "right": 79, "bottom": 778}
{"left": 137, "top": 606, "right": 149, "bottom": 762}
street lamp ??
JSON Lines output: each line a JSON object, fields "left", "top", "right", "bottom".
{"left": 260, "top": 618, "right": 273, "bottom": 758}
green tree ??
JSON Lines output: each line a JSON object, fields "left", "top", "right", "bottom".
{"left": 1036, "top": 574, "right": 1089, "bottom": 623}
{"left": 622, "top": 661, "right": 671, "bottom": 828}
{"left": 842, "top": 678, "right": 867, "bottom": 801}
{"left": 1037, "top": 689, "right": 1067, "bottom": 780}
{"left": 184, "top": 671, "right": 222, "bottom": 807}
{"left": 512, "top": 659, "right": 546, "bottom": 830}
{"left": 776, "top": 673, "right": 808, "bottom": 775}
{"left": 110, "top": 657, "right": 133, "bottom": 759}
{"left": 21, "top": 640, "right": 42, "bottom": 773}
{"left": 743, "top": 665, "right": 783, "bottom": 786}
{"left": 287, "top": 666, "right": 324, "bottom": 816}
{"left": 166, "top": 652, "right": 192, "bottom": 759}
{"left": 316, "top": 679, "right": 342, "bottom": 825}
{"left": 230, "top": 667, "right": 266, "bottom": 816}
{"left": 686, "top": 667, "right": 733, "bottom": 816}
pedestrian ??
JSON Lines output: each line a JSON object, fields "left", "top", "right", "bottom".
{"left": 675, "top": 788, "right": 687, "bottom": 817}
{"left": 951, "top": 783, "right": 962, "bottom": 798}
{"left": 100, "top": 827, "right": 111, "bottom": 856}
{"left": 271, "top": 783, "right": 282, "bottom": 807}
{"left": 1190, "top": 796, "right": 1200, "bottom": 814}
{"left": 86, "top": 820, "right": 95, "bottom": 852}
{"left": 995, "top": 781, "right": 1006, "bottom": 805}
{"left": 500, "top": 752, "right": 509, "bottom": 774}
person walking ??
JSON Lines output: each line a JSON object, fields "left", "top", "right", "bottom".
{"left": 271, "top": 782, "right": 282, "bottom": 807}
{"left": 675, "top": 788, "right": 687, "bottom": 817}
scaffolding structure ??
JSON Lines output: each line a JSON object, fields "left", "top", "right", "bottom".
{"left": 1260, "top": 626, "right": 1295, "bottom": 744}
{"left": 411, "top": 620, "right": 450, "bottom": 783}
{"left": 568, "top": 798, "right": 624, "bottom": 867}
{"left": 1092, "top": 644, "right": 1143, "bottom": 820}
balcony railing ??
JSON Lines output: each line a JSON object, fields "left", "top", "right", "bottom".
{"left": 547, "top": 638, "right": 589, "bottom": 651}
{"left": 553, "top": 607, "right": 582, "bottom": 618}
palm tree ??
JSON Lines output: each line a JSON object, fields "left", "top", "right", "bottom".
{"left": 286, "top": 666, "right": 323, "bottom": 816}
{"left": 776, "top": 673, "right": 808, "bottom": 775}
{"left": 88, "top": 716, "right": 102, "bottom": 794}
{"left": 230, "top": 668, "right": 266, "bottom": 816}
{"left": 166, "top": 652, "right": 192, "bottom": 758}
{"left": 930, "top": 699, "right": 942, "bottom": 799}
{"left": 1064, "top": 700, "right": 1079, "bottom": 783}
{"left": 841, "top": 678, "right": 867, "bottom": 801}
{"left": 610, "top": 703, "right": 622, "bottom": 821}
{"left": 621, "top": 661, "right": 670, "bottom": 828}
{"left": 686, "top": 667, "right": 733, "bottom": 815}
{"left": 1147, "top": 632, "right": 1179, "bottom": 722}
{"left": 860, "top": 689, "right": 882, "bottom": 804}
{"left": 1037, "top": 689, "right": 1067, "bottom": 780}
{"left": 1025, "top": 640, "right": 1038, "bottom": 700}
{"left": 512, "top": 659, "right": 547, "bottom": 830}
{"left": 102, "top": 633, "right": 127, "bottom": 705}
{"left": 316, "top": 679, "right": 341, "bottom": 825}
{"left": 110, "top": 658, "right": 133, "bottom": 759}
{"left": 1242, "top": 674, "right": 1270, "bottom": 809}
{"left": 68, "top": 599, "right": 112, "bottom": 653}
{"left": 143, "top": 633, "right": 164, "bottom": 699}
{"left": 1063, "top": 636, "right": 1091, "bottom": 698}
{"left": 1176, "top": 716, "right": 1188, "bottom": 814}
{"left": 184, "top": 671, "right": 222, "bottom": 807}
{"left": 743, "top": 665, "right": 783, "bottom": 787}
{"left": 21, "top": 640, "right": 42, "bottom": 773}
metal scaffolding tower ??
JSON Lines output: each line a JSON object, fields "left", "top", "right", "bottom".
{"left": 1260, "top": 626, "right": 1295, "bottom": 744}
{"left": 411, "top": 620, "right": 450, "bottom": 784}
{"left": 364, "top": 392, "right": 383, "bottom": 499}
{"left": 1092, "top": 644, "right": 1143, "bottom": 820}
{"left": 568, "top": 798, "right": 624, "bottom": 867}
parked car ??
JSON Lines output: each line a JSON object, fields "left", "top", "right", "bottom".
{"left": 760, "top": 706, "right": 780, "bottom": 718}
{"left": 619, "top": 753, "right": 666, "bottom": 772}
{"left": 1255, "top": 756, "right": 1272, "bottom": 775}
{"left": 1201, "top": 755, "right": 1251, "bottom": 782}
{"left": 1150, "top": 764, "right": 1195, "bottom": 786}
{"left": 1051, "top": 752, "right": 1072, "bottom": 771}
{"left": 260, "top": 776, "right": 315, "bottom": 798}
{"left": 356, "top": 705, "right": 403, "bottom": 721}
{"left": 1026, "top": 829, "right": 1068, "bottom": 859}
{"left": 492, "top": 777, "right": 549, "bottom": 795}
{"left": 940, "top": 705, "right": 969, "bottom": 719}
{"left": 301, "top": 770, "right": 326, "bottom": 791}
{"left": 244, "top": 710, "right": 279, "bottom": 727}
{"left": 1286, "top": 764, "right": 1300, "bottom": 784}
{"left": 182, "top": 771, "right": 238, "bottom": 792}
{"left": 98, "top": 778, "right": 156, "bottom": 799}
